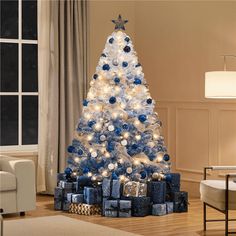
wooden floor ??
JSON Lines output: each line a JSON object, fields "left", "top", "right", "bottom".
{"left": 3, "top": 195, "right": 236, "bottom": 236}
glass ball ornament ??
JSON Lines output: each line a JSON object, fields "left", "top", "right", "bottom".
{"left": 93, "top": 74, "right": 98, "bottom": 80}
{"left": 91, "top": 151, "right": 98, "bottom": 158}
{"left": 109, "top": 96, "right": 116, "bottom": 104}
{"left": 78, "top": 149, "right": 83, "bottom": 155}
{"left": 112, "top": 59, "right": 119, "bottom": 66}
{"left": 108, "top": 125, "right": 115, "bottom": 131}
{"left": 122, "top": 61, "right": 128, "bottom": 67}
{"left": 165, "top": 174, "right": 172, "bottom": 182}
{"left": 122, "top": 123, "right": 129, "bottom": 130}
{"left": 83, "top": 99, "right": 88, "bottom": 106}
{"left": 67, "top": 145, "right": 75, "bottom": 153}
{"left": 138, "top": 114, "right": 147, "bottom": 123}
{"left": 134, "top": 78, "right": 142, "bottom": 85}
{"left": 163, "top": 154, "right": 170, "bottom": 161}
{"left": 88, "top": 120, "right": 96, "bottom": 127}
{"left": 146, "top": 98, "right": 152, "bottom": 104}
{"left": 100, "top": 135, "right": 106, "bottom": 141}
{"left": 152, "top": 172, "right": 161, "bottom": 180}
{"left": 102, "top": 64, "right": 110, "bottom": 71}
{"left": 140, "top": 171, "right": 147, "bottom": 179}
{"left": 114, "top": 77, "right": 120, "bottom": 84}
{"left": 64, "top": 167, "right": 72, "bottom": 175}
{"left": 126, "top": 167, "right": 133, "bottom": 174}
{"left": 109, "top": 37, "right": 114, "bottom": 44}
{"left": 123, "top": 45, "right": 131, "bottom": 53}
{"left": 108, "top": 163, "right": 115, "bottom": 171}
{"left": 121, "top": 139, "right": 128, "bottom": 146}
{"left": 83, "top": 167, "right": 90, "bottom": 174}
{"left": 124, "top": 37, "right": 130, "bottom": 42}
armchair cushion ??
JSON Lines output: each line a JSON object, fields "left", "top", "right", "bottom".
{"left": 200, "top": 180, "right": 236, "bottom": 210}
{"left": 0, "top": 171, "right": 16, "bottom": 191}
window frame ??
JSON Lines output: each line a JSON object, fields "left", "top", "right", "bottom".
{"left": 0, "top": 0, "right": 38, "bottom": 152}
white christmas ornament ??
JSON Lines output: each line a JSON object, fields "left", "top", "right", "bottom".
{"left": 108, "top": 125, "right": 115, "bottom": 131}
{"left": 121, "top": 139, "right": 128, "bottom": 146}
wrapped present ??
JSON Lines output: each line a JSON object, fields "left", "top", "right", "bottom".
{"left": 54, "top": 199, "right": 63, "bottom": 210}
{"left": 67, "top": 193, "right": 84, "bottom": 204}
{"left": 57, "top": 173, "right": 67, "bottom": 183}
{"left": 69, "top": 203, "right": 101, "bottom": 215}
{"left": 54, "top": 187, "right": 64, "bottom": 199}
{"left": 58, "top": 180, "right": 73, "bottom": 190}
{"left": 166, "top": 202, "right": 174, "bottom": 214}
{"left": 152, "top": 203, "right": 166, "bottom": 216}
{"left": 123, "top": 181, "right": 147, "bottom": 197}
{"left": 102, "top": 178, "right": 121, "bottom": 199}
{"left": 62, "top": 200, "right": 70, "bottom": 211}
{"left": 76, "top": 176, "right": 93, "bottom": 192}
{"left": 102, "top": 197, "right": 108, "bottom": 216}
{"left": 147, "top": 181, "right": 166, "bottom": 204}
{"left": 132, "top": 196, "right": 150, "bottom": 217}
{"left": 84, "top": 186, "right": 102, "bottom": 205}
{"left": 104, "top": 199, "right": 131, "bottom": 217}
{"left": 173, "top": 191, "right": 188, "bottom": 213}
{"left": 166, "top": 173, "right": 181, "bottom": 201}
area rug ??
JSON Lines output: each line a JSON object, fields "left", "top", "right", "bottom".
{"left": 3, "top": 215, "right": 140, "bottom": 236}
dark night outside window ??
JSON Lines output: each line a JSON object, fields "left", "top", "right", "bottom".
{"left": 0, "top": 0, "right": 38, "bottom": 147}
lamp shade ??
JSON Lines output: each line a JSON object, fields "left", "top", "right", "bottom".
{"left": 205, "top": 71, "right": 236, "bottom": 98}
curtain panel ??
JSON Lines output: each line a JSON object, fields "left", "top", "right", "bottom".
{"left": 37, "top": 0, "right": 88, "bottom": 193}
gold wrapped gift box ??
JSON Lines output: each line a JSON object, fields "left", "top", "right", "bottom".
{"left": 69, "top": 203, "right": 101, "bottom": 215}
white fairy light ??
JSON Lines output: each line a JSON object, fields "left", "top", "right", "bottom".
{"left": 74, "top": 157, "right": 80, "bottom": 163}
{"left": 87, "top": 172, "right": 92, "bottom": 177}
{"left": 135, "top": 135, "right": 141, "bottom": 141}
{"left": 123, "top": 132, "right": 129, "bottom": 139}
{"left": 87, "top": 134, "right": 93, "bottom": 141}
{"left": 108, "top": 125, "right": 115, "bottom": 131}
{"left": 126, "top": 167, "right": 133, "bottom": 174}
{"left": 121, "top": 139, "right": 128, "bottom": 146}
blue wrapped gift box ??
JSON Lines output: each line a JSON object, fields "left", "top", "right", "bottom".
{"left": 152, "top": 203, "right": 166, "bottom": 216}
{"left": 173, "top": 191, "right": 188, "bottom": 213}
{"left": 166, "top": 202, "right": 174, "bottom": 214}
{"left": 147, "top": 181, "right": 166, "bottom": 204}
{"left": 58, "top": 180, "right": 73, "bottom": 190}
{"left": 132, "top": 196, "right": 150, "bottom": 217}
{"left": 102, "top": 178, "right": 121, "bottom": 199}
{"left": 67, "top": 193, "right": 84, "bottom": 204}
{"left": 76, "top": 176, "right": 93, "bottom": 192}
{"left": 84, "top": 186, "right": 102, "bottom": 205}
{"left": 104, "top": 199, "right": 131, "bottom": 217}
{"left": 166, "top": 173, "right": 181, "bottom": 201}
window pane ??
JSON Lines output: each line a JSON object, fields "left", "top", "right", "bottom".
{"left": 0, "top": 96, "right": 18, "bottom": 146}
{"left": 22, "top": 44, "right": 38, "bottom": 92}
{"left": 0, "top": 0, "right": 18, "bottom": 39}
{"left": 22, "top": 0, "right": 37, "bottom": 40}
{"left": 22, "top": 96, "right": 38, "bottom": 145}
{"left": 0, "top": 43, "right": 18, "bottom": 92}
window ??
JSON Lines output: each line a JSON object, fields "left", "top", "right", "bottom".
{"left": 0, "top": 0, "right": 38, "bottom": 150}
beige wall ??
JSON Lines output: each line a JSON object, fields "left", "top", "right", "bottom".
{"left": 89, "top": 1, "right": 236, "bottom": 197}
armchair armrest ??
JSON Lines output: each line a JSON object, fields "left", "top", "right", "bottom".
{"left": 0, "top": 156, "right": 36, "bottom": 212}
{"left": 203, "top": 166, "right": 236, "bottom": 180}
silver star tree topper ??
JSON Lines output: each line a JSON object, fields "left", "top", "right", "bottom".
{"left": 112, "top": 14, "right": 128, "bottom": 31}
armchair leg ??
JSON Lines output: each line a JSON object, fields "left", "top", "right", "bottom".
{"left": 20, "top": 212, "right": 25, "bottom": 216}
{"left": 203, "top": 202, "right": 207, "bottom": 231}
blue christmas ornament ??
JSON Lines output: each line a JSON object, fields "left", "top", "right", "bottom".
{"left": 109, "top": 96, "right": 116, "bottom": 104}
{"left": 107, "top": 142, "right": 115, "bottom": 152}
{"left": 138, "top": 114, "right": 147, "bottom": 123}
{"left": 122, "top": 61, "right": 128, "bottom": 67}
{"left": 114, "top": 77, "right": 120, "bottom": 84}
{"left": 165, "top": 174, "right": 172, "bottom": 182}
{"left": 109, "top": 37, "right": 114, "bottom": 44}
{"left": 83, "top": 99, "right": 88, "bottom": 106}
{"left": 78, "top": 149, "right": 83, "bottom": 155}
{"left": 135, "top": 63, "right": 141, "bottom": 67}
{"left": 115, "top": 127, "right": 122, "bottom": 135}
{"left": 123, "top": 45, "right": 131, "bottom": 53}
{"left": 102, "top": 64, "right": 110, "bottom": 71}
{"left": 101, "top": 53, "right": 106, "bottom": 57}
{"left": 83, "top": 167, "right": 90, "bottom": 174}
{"left": 93, "top": 74, "right": 98, "bottom": 79}
{"left": 146, "top": 98, "right": 152, "bottom": 104}
{"left": 67, "top": 145, "right": 75, "bottom": 153}
{"left": 112, "top": 172, "right": 118, "bottom": 180}
{"left": 122, "top": 123, "right": 129, "bottom": 130}
{"left": 134, "top": 78, "right": 142, "bottom": 85}
{"left": 163, "top": 154, "right": 170, "bottom": 161}
{"left": 132, "top": 144, "right": 138, "bottom": 150}
{"left": 124, "top": 37, "right": 130, "bottom": 42}
{"left": 140, "top": 171, "right": 147, "bottom": 179}
{"left": 64, "top": 167, "right": 72, "bottom": 175}
{"left": 88, "top": 120, "right": 96, "bottom": 127}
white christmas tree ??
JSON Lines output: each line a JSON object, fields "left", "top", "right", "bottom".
{"left": 66, "top": 15, "right": 170, "bottom": 183}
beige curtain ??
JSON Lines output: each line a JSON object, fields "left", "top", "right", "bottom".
{"left": 37, "top": 0, "right": 88, "bottom": 193}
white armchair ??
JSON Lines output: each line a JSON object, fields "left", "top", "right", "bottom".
{"left": 200, "top": 166, "right": 236, "bottom": 236}
{"left": 0, "top": 155, "right": 36, "bottom": 215}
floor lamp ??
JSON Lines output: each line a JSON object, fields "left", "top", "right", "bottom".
{"left": 204, "top": 55, "right": 236, "bottom": 235}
